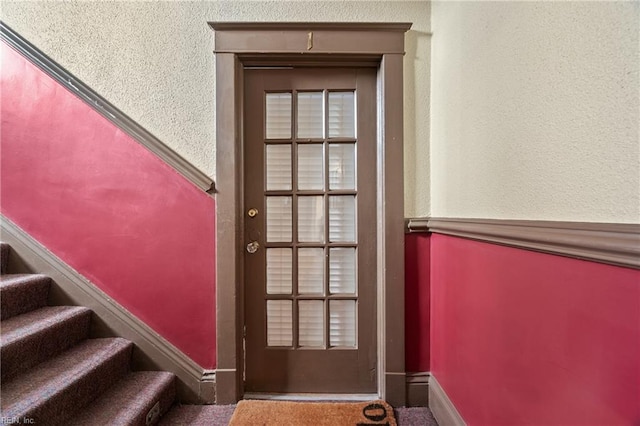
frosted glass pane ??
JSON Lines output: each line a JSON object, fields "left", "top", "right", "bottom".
{"left": 266, "top": 249, "right": 292, "bottom": 294}
{"left": 266, "top": 93, "right": 292, "bottom": 139}
{"left": 330, "top": 300, "right": 356, "bottom": 347}
{"left": 267, "top": 300, "right": 292, "bottom": 346}
{"left": 297, "top": 92, "right": 324, "bottom": 139}
{"left": 298, "top": 196, "right": 325, "bottom": 243}
{"left": 329, "top": 248, "right": 356, "bottom": 294}
{"left": 298, "top": 248, "right": 324, "bottom": 294}
{"left": 266, "top": 145, "right": 292, "bottom": 190}
{"left": 299, "top": 300, "right": 324, "bottom": 347}
{"left": 329, "top": 196, "right": 356, "bottom": 242}
{"left": 328, "top": 92, "right": 355, "bottom": 138}
{"left": 329, "top": 144, "right": 356, "bottom": 190}
{"left": 266, "top": 197, "right": 292, "bottom": 242}
{"left": 297, "top": 144, "right": 324, "bottom": 190}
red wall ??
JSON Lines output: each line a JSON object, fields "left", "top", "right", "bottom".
{"left": 431, "top": 234, "right": 640, "bottom": 425}
{"left": 405, "top": 233, "right": 430, "bottom": 372}
{"left": 0, "top": 42, "right": 217, "bottom": 368}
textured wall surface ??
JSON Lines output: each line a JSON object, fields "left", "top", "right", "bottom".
{"left": 0, "top": 0, "right": 431, "bottom": 217}
{"left": 430, "top": 1, "right": 640, "bottom": 222}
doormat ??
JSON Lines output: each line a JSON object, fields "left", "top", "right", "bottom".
{"left": 228, "top": 399, "right": 397, "bottom": 426}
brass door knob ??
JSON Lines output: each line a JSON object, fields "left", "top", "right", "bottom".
{"left": 247, "top": 208, "right": 259, "bottom": 218}
{"left": 246, "top": 241, "right": 260, "bottom": 254}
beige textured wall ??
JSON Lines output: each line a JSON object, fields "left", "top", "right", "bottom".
{"left": 430, "top": 1, "right": 640, "bottom": 223}
{"left": 0, "top": 0, "right": 431, "bottom": 217}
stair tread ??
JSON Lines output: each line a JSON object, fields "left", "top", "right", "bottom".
{"left": 1, "top": 337, "right": 133, "bottom": 415}
{"left": 0, "top": 273, "right": 50, "bottom": 286}
{"left": 1, "top": 305, "right": 91, "bottom": 346}
{"left": 0, "top": 274, "right": 51, "bottom": 320}
{"left": 67, "top": 371, "right": 175, "bottom": 426}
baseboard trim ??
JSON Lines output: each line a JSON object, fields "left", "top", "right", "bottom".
{"left": 407, "top": 217, "right": 640, "bottom": 269}
{"left": 429, "top": 375, "right": 466, "bottom": 426}
{"left": 0, "top": 215, "right": 215, "bottom": 403}
{"left": 406, "top": 372, "right": 429, "bottom": 407}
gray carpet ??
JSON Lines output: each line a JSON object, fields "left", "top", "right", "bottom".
{"left": 396, "top": 407, "right": 439, "bottom": 425}
{"left": 159, "top": 404, "right": 438, "bottom": 425}
{"left": 159, "top": 405, "right": 237, "bottom": 425}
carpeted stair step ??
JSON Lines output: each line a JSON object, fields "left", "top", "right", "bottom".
{"left": 66, "top": 371, "right": 176, "bottom": 426}
{"left": 1, "top": 337, "right": 133, "bottom": 425}
{"left": 0, "top": 274, "right": 51, "bottom": 320}
{"left": 1, "top": 242, "right": 9, "bottom": 273}
{"left": 1, "top": 306, "right": 91, "bottom": 382}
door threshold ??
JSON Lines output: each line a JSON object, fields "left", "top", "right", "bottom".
{"left": 243, "top": 393, "right": 379, "bottom": 402}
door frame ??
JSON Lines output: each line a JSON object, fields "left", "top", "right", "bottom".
{"left": 210, "top": 22, "right": 411, "bottom": 406}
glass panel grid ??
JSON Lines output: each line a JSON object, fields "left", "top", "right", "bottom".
{"left": 267, "top": 300, "right": 293, "bottom": 347}
{"left": 264, "top": 88, "right": 360, "bottom": 352}
{"left": 266, "top": 93, "right": 292, "bottom": 139}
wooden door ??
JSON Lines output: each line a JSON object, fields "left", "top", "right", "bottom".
{"left": 243, "top": 67, "right": 377, "bottom": 393}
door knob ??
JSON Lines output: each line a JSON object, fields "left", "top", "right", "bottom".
{"left": 246, "top": 241, "right": 260, "bottom": 254}
{"left": 247, "top": 208, "right": 259, "bottom": 218}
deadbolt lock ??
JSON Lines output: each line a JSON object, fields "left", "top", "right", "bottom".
{"left": 247, "top": 208, "right": 259, "bottom": 218}
{"left": 246, "top": 241, "right": 260, "bottom": 254}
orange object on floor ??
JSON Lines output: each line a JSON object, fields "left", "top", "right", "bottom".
{"left": 229, "top": 399, "right": 397, "bottom": 426}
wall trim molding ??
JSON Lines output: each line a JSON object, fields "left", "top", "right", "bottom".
{"left": 210, "top": 22, "right": 413, "bottom": 32}
{"left": 406, "top": 372, "right": 430, "bottom": 407}
{"left": 407, "top": 217, "right": 640, "bottom": 269}
{"left": 210, "top": 21, "right": 411, "bottom": 55}
{"left": 429, "top": 375, "right": 466, "bottom": 426}
{"left": 0, "top": 21, "right": 215, "bottom": 194}
{"left": 0, "top": 215, "right": 215, "bottom": 403}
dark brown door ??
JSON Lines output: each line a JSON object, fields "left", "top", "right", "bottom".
{"left": 244, "top": 68, "right": 377, "bottom": 393}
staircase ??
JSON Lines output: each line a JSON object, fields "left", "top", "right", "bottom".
{"left": 0, "top": 242, "right": 176, "bottom": 425}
